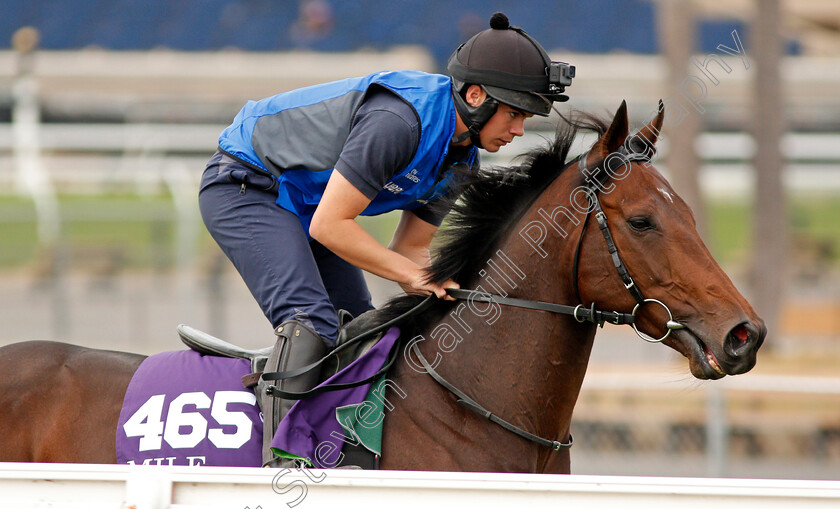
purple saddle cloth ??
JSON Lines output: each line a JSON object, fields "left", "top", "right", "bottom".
{"left": 271, "top": 326, "right": 401, "bottom": 467}
{"left": 117, "top": 327, "right": 401, "bottom": 468}
{"left": 116, "top": 350, "right": 262, "bottom": 466}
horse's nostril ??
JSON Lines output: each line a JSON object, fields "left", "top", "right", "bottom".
{"left": 724, "top": 322, "right": 758, "bottom": 358}
{"left": 731, "top": 324, "right": 749, "bottom": 343}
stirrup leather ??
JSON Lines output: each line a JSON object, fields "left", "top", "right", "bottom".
{"left": 257, "top": 320, "right": 327, "bottom": 467}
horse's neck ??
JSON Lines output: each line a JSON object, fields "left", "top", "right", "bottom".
{"left": 426, "top": 174, "right": 597, "bottom": 459}
{"left": 454, "top": 205, "right": 594, "bottom": 383}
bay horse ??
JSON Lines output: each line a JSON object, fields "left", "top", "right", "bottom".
{"left": 0, "top": 101, "right": 764, "bottom": 473}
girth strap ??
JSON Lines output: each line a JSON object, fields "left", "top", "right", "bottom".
{"left": 446, "top": 288, "right": 635, "bottom": 326}
{"left": 411, "top": 342, "right": 572, "bottom": 451}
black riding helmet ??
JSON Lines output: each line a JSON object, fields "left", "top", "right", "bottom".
{"left": 448, "top": 12, "right": 575, "bottom": 147}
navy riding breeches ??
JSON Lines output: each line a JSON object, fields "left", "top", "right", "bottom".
{"left": 198, "top": 151, "right": 373, "bottom": 344}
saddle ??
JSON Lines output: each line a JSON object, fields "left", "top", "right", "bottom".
{"left": 177, "top": 309, "right": 384, "bottom": 390}
{"left": 177, "top": 325, "right": 273, "bottom": 376}
{"left": 177, "top": 309, "right": 386, "bottom": 467}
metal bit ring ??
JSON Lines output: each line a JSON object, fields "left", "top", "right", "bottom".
{"left": 631, "top": 298, "right": 684, "bottom": 343}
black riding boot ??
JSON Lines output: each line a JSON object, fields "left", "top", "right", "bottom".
{"left": 258, "top": 320, "right": 328, "bottom": 467}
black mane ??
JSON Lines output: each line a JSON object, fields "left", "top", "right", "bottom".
{"left": 365, "top": 113, "right": 610, "bottom": 337}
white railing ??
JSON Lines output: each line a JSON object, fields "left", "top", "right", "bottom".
{"left": 2, "top": 125, "right": 840, "bottom": 196}
{"left": 1, "top": 463, "right": 839, "bottom": 509}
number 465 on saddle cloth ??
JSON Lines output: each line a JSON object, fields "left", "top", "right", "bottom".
{"left": 116, "top": 350, "right": 262, "bottom": 466}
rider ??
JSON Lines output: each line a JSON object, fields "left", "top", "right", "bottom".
{"left": 198, "top": 11, "right": 574, "bottom": 465}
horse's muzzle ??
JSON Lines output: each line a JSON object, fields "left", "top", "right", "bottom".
{"left": 720, "top": 320, "right": 766, "bottom": 375}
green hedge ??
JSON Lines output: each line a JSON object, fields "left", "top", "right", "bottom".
{"left": 0, "top": 193, "right": 837, "bottom": 270}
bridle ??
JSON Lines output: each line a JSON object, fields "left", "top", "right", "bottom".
{"left": 450, "top": 137, "right": 686, "bottom": 344}
{"left": 266, "top": 138, "right": 689, "bottom": 454}
{"left": 413, "top": 137, "right": 689, "bottom": 452}
{"left": 570, "top": 141, "right": 686, "bottom": 342}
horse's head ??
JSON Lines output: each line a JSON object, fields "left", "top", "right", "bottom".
{"left": 573, "top": 101, "right": 766, "bottom": 379}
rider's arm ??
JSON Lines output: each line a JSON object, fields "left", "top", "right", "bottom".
{"left": 309, "top": 87, "right": 456, "bottom": 298}
{"left": 310, "top": 171, "right": 454, "bottom": 298}
{"left": 389, "top": 210, "right": 437, "bottom": 268}
{"left": 391, "top": 145, "right": 479, "bottom": 273}
{"left": 388, "top": 210, "right": 461, "bottom": 295}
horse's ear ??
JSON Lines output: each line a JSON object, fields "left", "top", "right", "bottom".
{"left": 592, "top": 100, "right": 630, "bottom": 157}
{"left": 636, "top": 99, "right": 665, "bottom": 147}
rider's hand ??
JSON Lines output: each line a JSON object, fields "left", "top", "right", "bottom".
{"left": 400, "top": 269, "right": 459, "bottom": 300}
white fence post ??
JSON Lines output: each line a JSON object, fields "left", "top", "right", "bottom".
{"left": 11, "top": 28, "right": 68, "bottom": 339}
{"left": 124, "top": 469, "right": 173, "bottom": 509}
{"left": 706, "top": 384, "right": 729, "bottom": 477}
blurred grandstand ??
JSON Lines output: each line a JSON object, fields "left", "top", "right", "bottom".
{"left": 1, "top": 0, "right": 838, "bottom": 127}
{"left": 0, "top": 0, "right": 838, "bottom": 480}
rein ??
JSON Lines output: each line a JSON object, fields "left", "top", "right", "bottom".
{"left": 262, "top": 294, "right": 437, "bottom": 399}
{"left": 410, "top": 341, "right": 573, "bottom": 451}
{"left": 415, "top": 142, "right": 688, "bottom": 453}
{"left": 449, "top": 143, "right": 685, "bottom": 341}
{"left": 261, "top": 138, "right": 687, "bottom": 454}
{"left": 446, "top": 288, "right": 635, "bottom": 326}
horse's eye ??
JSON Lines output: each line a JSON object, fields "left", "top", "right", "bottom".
{"left": 628, "top": 217, "right": 655, "bottom": 232}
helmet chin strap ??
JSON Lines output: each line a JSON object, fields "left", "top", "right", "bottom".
{"left": 451, "top": 85, "right": 499, "bottom": 149}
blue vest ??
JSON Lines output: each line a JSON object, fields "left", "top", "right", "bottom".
{"left": 218, "top": 71, "right": 476, "bottom": 236}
